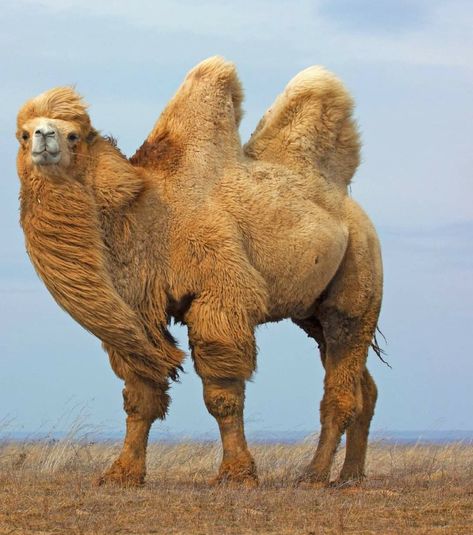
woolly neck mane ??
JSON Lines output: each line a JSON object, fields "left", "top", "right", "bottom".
{"left": 18, "top": 107, "right": 184, "bottom": 384}
{"left": 20, "top": 174, "right": 182, "bottom": 383}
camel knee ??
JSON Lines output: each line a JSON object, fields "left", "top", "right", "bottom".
{"left": 320, "top": 378, "right": 363, "bottom": 431}
{"left": 359, "top": 370, "right": 377, "bottom": 422}
{"left": 123, "top": 377, "right": 170, "bottom": 422}
{"left": 203, "top": 378, "right": 244, "bottom": 419}
{"left": 321, "top": 370, "right": 378, "bottom": 433}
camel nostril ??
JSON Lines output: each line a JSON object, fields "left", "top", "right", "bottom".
{"left": 34, "top": 128, "right": 55, "bottom": 137}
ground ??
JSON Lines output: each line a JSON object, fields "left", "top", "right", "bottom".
{"left": 0, "top": 439, "right": 472, "bottom": 534}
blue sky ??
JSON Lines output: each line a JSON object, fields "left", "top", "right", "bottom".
{"left": 1, "top": 0, "right": 472, "bottom": 438}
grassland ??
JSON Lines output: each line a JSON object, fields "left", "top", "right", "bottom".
{"left": 0, "top": 438, "right": 472, "bottom": 534}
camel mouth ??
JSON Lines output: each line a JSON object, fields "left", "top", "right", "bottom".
{"left": 32, "top": 149, "right": 61, "bottom": 165}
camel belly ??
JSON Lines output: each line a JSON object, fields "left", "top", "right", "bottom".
{"left": 244, "top": 204, "right": 348, "bottom": 320}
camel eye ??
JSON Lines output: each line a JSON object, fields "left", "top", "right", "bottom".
{"left": 21, "top": 132, "right": 29, "bottom": 141}
{"left": 67, "top": 133, "right": 79, "bottom": 142}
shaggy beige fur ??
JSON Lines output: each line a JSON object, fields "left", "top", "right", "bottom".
{"left": 16, "top": 57, "right": 382, "bottom": 487}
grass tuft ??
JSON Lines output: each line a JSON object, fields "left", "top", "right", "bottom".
{"left": 0, "top": 438, "right": 472, "bottom": 534}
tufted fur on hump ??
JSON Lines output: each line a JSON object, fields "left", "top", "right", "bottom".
{"left": 130, "top": 56, "right": 244, "bottom": 179}
{"left": 244, "top": 66, "right": 360, "bottom": 190}
{"left": 17, "top": 86, "right": 92, "bottom": 136}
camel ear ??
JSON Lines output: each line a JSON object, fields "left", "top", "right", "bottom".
{"left": 86, "top": 128, "right": 98, "bottom": 144}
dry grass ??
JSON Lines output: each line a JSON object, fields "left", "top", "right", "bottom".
{"left": 0, "top": 437, "right": 472, "bottom": 534}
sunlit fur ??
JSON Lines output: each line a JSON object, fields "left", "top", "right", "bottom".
{"left": 16, "top": 57, "right": 382, "bottom": 487}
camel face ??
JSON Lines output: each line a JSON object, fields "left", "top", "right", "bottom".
{"left": 17, "top": 117, "right": 85, "bottom": 172}
{"left": 16, "top": 86, "right": 94, "bottom": 180}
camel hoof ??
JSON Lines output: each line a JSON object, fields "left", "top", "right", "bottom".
{"left": 209, "top": 463, "right": 259, "bottom": 488}
{"left": 209, "top": 456, "right": 259, "bottom": 488}
{"left": 96, "top": 459, "right": 145, "bottom": 488}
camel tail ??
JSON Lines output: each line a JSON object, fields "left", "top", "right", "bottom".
{"left": 244, "top": 66, "right": 360, "bottom": 189}
{"left": 372, "top": 326, "right": 391, "bottom": 368}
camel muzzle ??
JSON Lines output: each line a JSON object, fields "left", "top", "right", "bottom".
{"left": 31, "top": 123, "right": 61, "bottom": 165}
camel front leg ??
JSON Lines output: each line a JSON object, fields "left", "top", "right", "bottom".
{"left": 203, "top": 377, "right": 257, "bottom": 487}
{"left": 98, "top": 374, "right": 169, "bottom": 486}
{"left": 186, "top": 295, "right": 259, "bottom": 487}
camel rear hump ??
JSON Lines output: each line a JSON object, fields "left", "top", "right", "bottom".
{"left": 244, "top": 66, "right": 360, "bottom": 190}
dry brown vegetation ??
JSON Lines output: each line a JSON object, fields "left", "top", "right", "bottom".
{"left": 0, "top": 438, "right": 472, "bottom": 534}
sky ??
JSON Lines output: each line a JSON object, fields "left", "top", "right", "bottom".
{"left": 0, "top": 0, "right": 472, "bottom": 439}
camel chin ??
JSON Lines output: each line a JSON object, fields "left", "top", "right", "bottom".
{"left": 31, "top": 150, "right": 62, "bottom": 166}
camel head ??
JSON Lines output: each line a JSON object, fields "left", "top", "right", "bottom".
{"left": 16, "top": 87, "right": 96, "bottom": 181}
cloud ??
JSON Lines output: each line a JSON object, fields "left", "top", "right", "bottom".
{"left": 314, "top": 0, "right": 473, "bottom": 70}
{"left": 14, "top": 0, "right": 314, "bottom": 41}
{"left": 14, "top": 0, "right": 473, "bottom": 70}
{"left": 318, "top": 0, "right": 430, "bottom": 34}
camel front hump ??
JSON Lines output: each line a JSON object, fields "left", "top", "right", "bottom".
{"left": 249, "top": 206, "right": 349, "bottom": 319}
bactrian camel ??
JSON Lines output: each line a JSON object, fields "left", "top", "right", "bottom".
{"left": 16, "top": 57, "right": 383, "bottom": 487}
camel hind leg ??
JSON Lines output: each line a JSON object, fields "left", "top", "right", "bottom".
{"left": 294, "top": 199, "right": 382, "bottom": 486}
{"left": 295, "top": 317, "right": 377, "bottom": 483}
{"left": 338, "top": 368, "right": 377, "bottom": 483}
{"left": 296, "top": 306, "right": 379, "bottom": 486}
